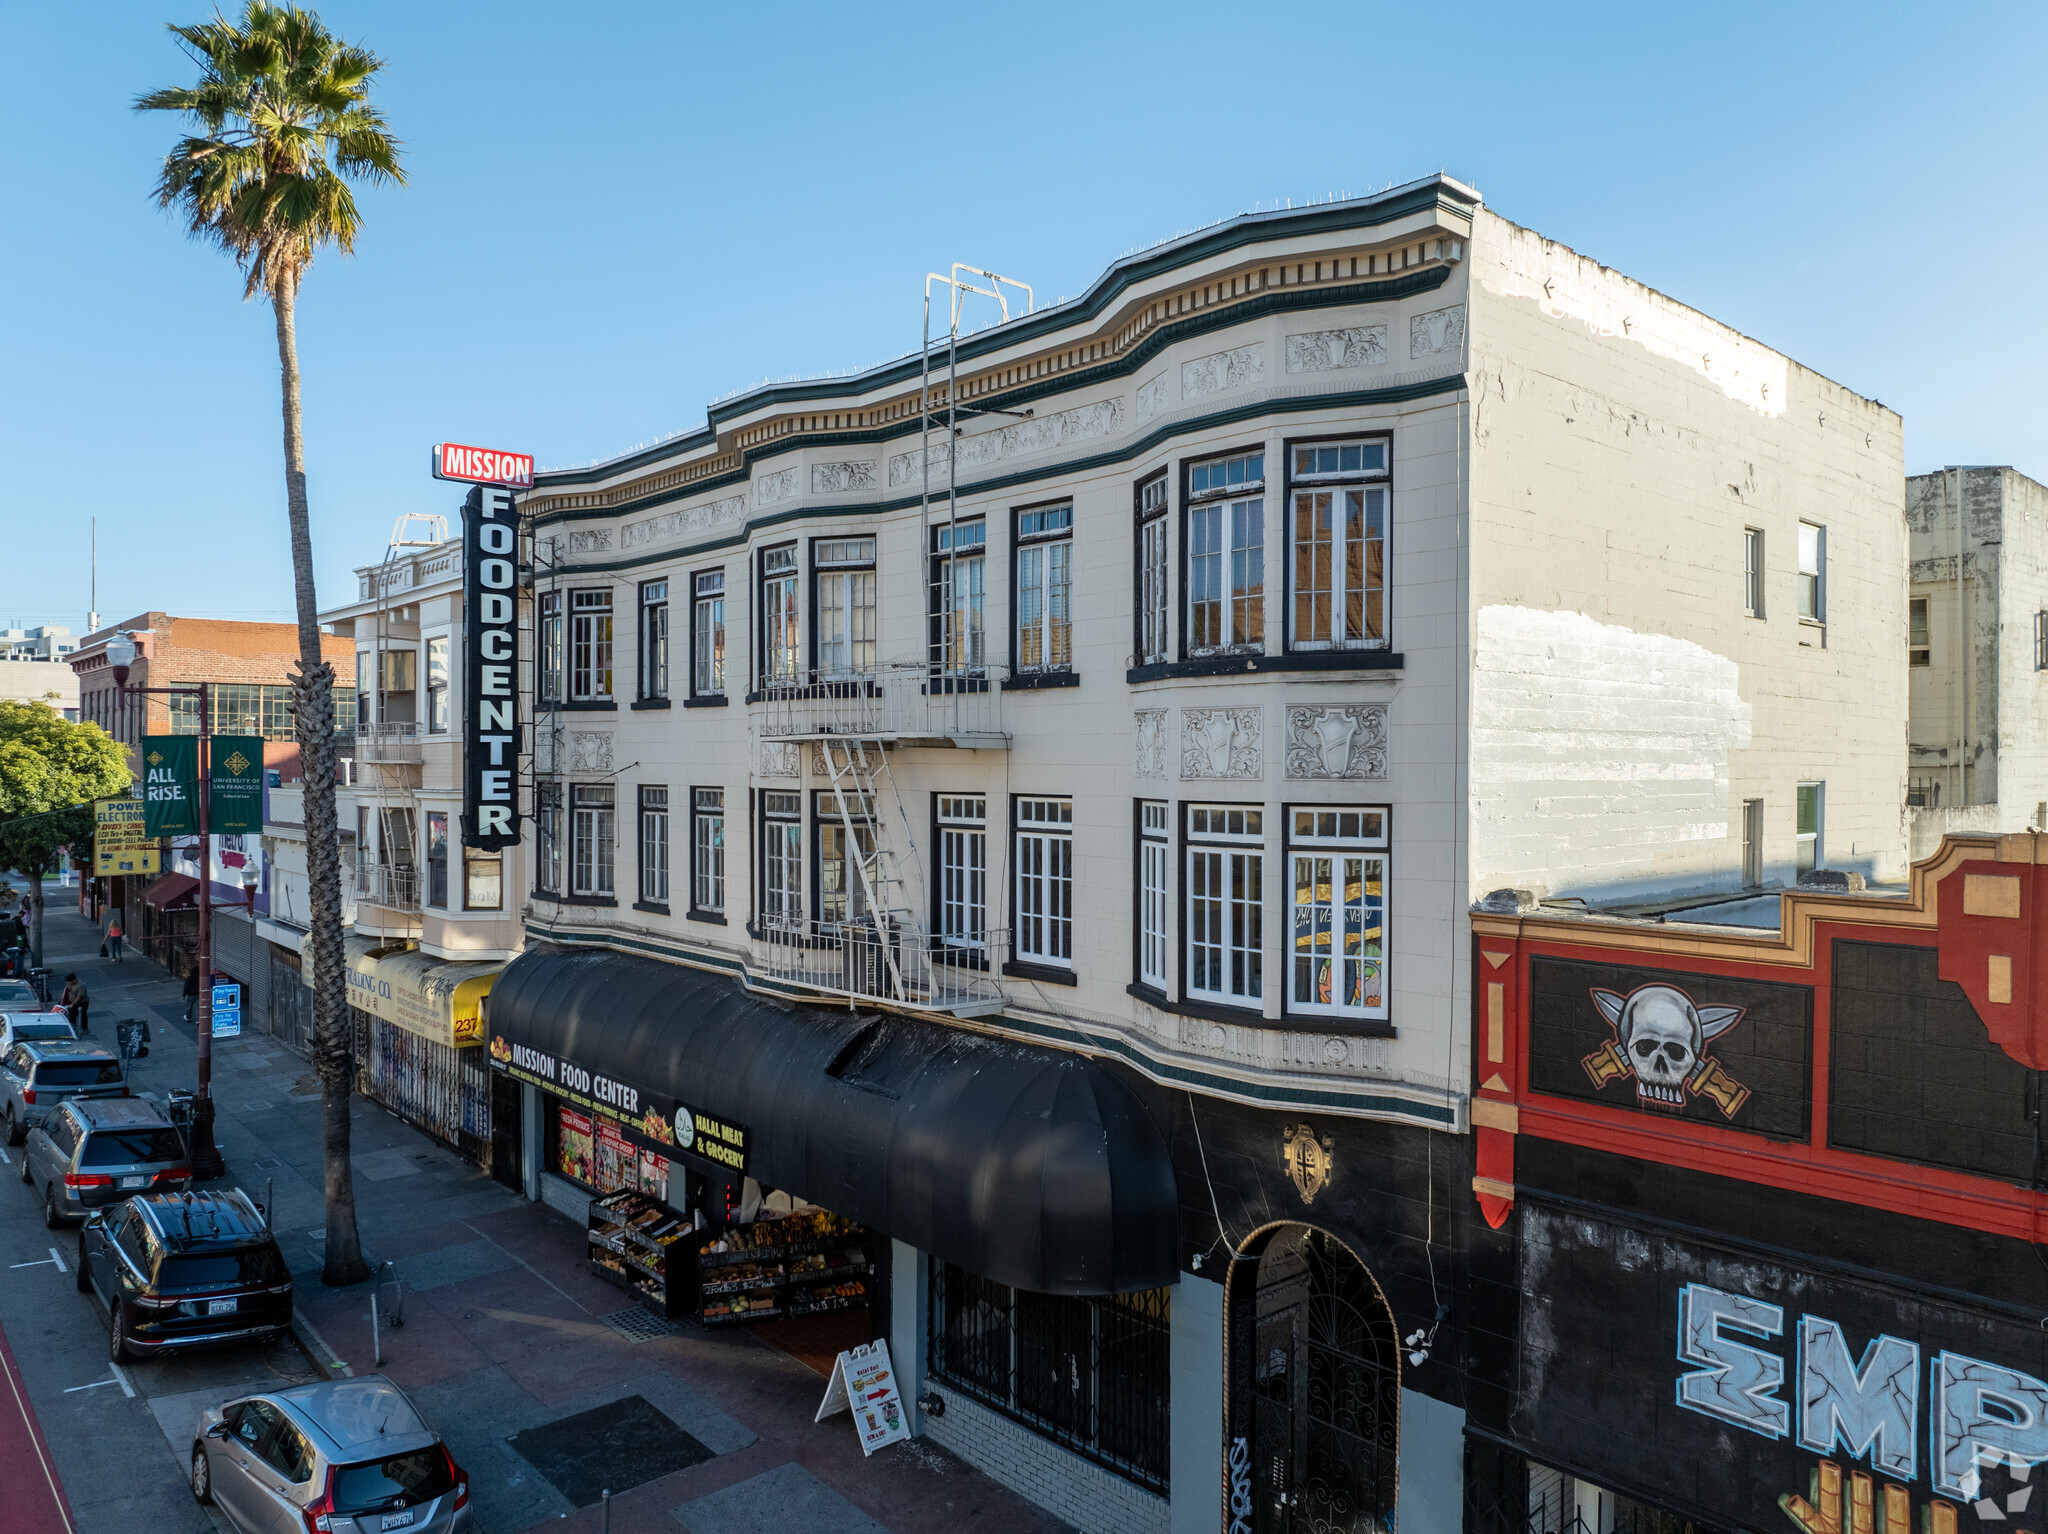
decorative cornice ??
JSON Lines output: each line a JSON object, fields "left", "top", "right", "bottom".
{"left": 525, "top": 191, "right": 1471, "bottom": 513}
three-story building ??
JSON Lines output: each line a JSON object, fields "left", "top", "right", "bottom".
{"left": 490, "top": 174, "right": 1905, "bottom": 1534}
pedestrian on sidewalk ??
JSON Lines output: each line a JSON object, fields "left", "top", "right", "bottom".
{"left": 183, "top": 966, "right": 199, "bottom": 1027}
{"left": 60, "top": 973, "right": 89, "bottom": 1033}
{"left": 103, "top": 906, "right": 125, "bottom": 963}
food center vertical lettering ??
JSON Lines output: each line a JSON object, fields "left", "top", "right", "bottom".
{"left": 463, "top": 482, "right": 522, "bottom": 850}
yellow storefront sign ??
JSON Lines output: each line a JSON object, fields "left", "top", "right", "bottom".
{"left": 337, "top": 940, "right": 498, "bottom": 1049}
{"left": 94, "top": 798, "right": 159, "bottom": 877}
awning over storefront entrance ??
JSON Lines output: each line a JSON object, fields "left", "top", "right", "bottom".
{"left": 327, "top": 936, "right": 499, "bottom": 1049}
{"left": 489, "top": 946, "right": 1177, "bottom": 1295}
{"left": 139, "top": 873, "right": 250, "bottom": 910}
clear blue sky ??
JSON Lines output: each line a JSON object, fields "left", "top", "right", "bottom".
{"left": 2, "top": 2, "right": 2042, "bottom": 631}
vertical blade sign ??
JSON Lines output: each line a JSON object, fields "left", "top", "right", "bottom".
{"left": 464, "top": 483, "right": 522, "bottom": 849}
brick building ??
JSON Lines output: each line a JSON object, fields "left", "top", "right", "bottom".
{"left": 69, "top": 614, "right": 355, "bottom": 1013}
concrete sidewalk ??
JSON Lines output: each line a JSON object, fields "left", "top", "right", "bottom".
{"left": 20, "top": 900, "right": 1068, "bottom": 1534}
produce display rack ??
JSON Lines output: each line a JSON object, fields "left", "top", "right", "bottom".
{"left": 695, "top": 1210, "right": 872, "bottom": 1326}
{"left": 585, "top": 1188, "right": 692, "bottom": 1319}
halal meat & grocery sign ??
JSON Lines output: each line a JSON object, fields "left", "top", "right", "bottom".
{"left": 433, "top": 441, "right": 529, "bottom": 850}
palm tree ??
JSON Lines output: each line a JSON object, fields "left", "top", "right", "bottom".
{"left": 139, "top": 2, "right": 404, "bottom": 1286}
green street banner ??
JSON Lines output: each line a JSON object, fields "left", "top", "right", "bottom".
{"left": 209, "top": 736, "right": 264, "bottom": 834}
{"left": 140, "top": 736, "right": 198, "bottom": 837}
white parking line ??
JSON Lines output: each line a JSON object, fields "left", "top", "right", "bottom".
{"left": 107, "top": 1362, "right": 133, "bottom": 1398}
{"left": 0, "top": 1147, "right": 11, "bottom": 1163}
{"left": 47, "top": 1247, "right": 65, "bottom": 1274}
{"left": 7, "top": 1258, "right": 56, "bottom": 1270}
{"left": 62, "top": 1378, "right": 114, "bottom": 1394}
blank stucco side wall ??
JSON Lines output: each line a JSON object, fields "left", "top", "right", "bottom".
{"left": 1397, "top": 1390, "right": 1466, "bottom": 1534}
{"left": 1464, "top": 206, "right": 1908, "bottom": 902}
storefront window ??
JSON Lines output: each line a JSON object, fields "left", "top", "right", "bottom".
{"left": 929, "top": 1261, "right": 1169, "bottom": 1493}
{"left": 552, "top": 1104, "right": 667, "bottom": 1203}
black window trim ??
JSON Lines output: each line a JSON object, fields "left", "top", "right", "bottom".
{"left": 1009, "top": 497, "right": 1076, "bottom": 681}
{"left": 689, "top": 563, "right": 729, "bottom": 701}
{"left": 1177, "top": 797, "right": 1268, "bottom": 1021}
{"left": 1277, "top": 800, "right": 1397, "bottom": 1034}
{"left": 1179, "top": 441, "right": 1269, "bottom": 663}
{"left": 810, "top": 532, "right": 879, "bottom": 681}
{"left": 636, "top": 576, "right": 670, "bottom": 702}
{"left": 1280, "top": 429, "right": 1394, "bottom": 658}
{"left": 689, "top": 784, "right": 726, "bottom": 919}
{"left": 1133, "top": 468, "right": 1170, "bottom": 670}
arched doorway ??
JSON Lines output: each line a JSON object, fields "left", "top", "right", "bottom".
{"left": 1226, "top": 1224, "right": 1401, "bottom": 1534}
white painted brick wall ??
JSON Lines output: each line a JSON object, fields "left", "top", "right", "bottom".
{"left": 921, "top": 1384, "right": 1169, "bottom": 1534}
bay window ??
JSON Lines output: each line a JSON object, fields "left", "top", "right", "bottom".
{"left": 1186, "top": 804, "right": 1263, "bottom": 1008}
{"left": 1138, "top": 800, "right": 1168, "bottom": 989}
{"left": 1014, "top": 797, "right": 1073, "bottom": 968}
{"left": 1288, "top": 437, "right": 1388, "bottom": 652}
{"left": 535, "top": 783, "right": 563, "bottom": 894}
{"left": 1015, "top": 503, "right": 1073, "bottom": 674}
{"left": 815, "top": 538, "right": 877, "bottom": 677}
{"left": 539, "top": 592, "right": 564, "bottom": 702}
{"left": 1186, "top": 450, "right": 1264, "bottom": 656}
{"left": 760, "top": 546, "right": 800, "bottom": 685}
{"left": 425, "top": 636, "right": 449, "bottom": 732}
{"left": 931, "top": 519, "right": 986, "bottom": 674}
{"left": 1285, "top": 806, "right": 1389, "bottom": 1024}
{"left": 569, "top": 590, "right": 613, "bottom": 700}
{"left": 570, "top": 783, "right": 615, "bottom": 897}
{"left": 692, "top": 569, "right": 726, "bottom": 696}
{"left": 760, "top": 790, "right": 803, "bottom": 929}
{"left": 1137, "top": 474, "right": 1169, "bottom": 666}
{"left": 640, "top": 581, "right": 669, "bottom": 700}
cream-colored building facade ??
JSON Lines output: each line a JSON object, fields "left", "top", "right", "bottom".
{"left": 1904, "top": 465, "right": 2048, "bottom": 860}
{"left": 514, "top": 175, "right": 1904, "bottom": 1139}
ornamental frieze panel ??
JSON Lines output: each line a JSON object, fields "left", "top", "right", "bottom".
{"left": 1410, "top": 303, "right": 1466, "bottom": 358}
{"left": 810, "top": 460, "right": 877, "bottom": 495}
{"left": 757, "top": 741, "right": 801, "bottom": 780}
{"left": 754, "top": 466, "right": 800, "bottom": 507}
{"left": 567, "top": 732, "right": 614, "bottom": 773}
{"left": 1180, "top": 707, "right": 1261, "bottom": 779}
{"left": 1285, "top": 325, "right": 1389, "bottom": 374}
{"left": 622, "top": 494, "right": 745, "bottom": 549}
{"left": 1133, "top": 710, "right": 1167, "bottom": 779}
{"left": 1135, "top": 372, "right": 1169, "bottom": 420}
{"left": 1180, "top": 343, "right": 1264, "bottom": 400}
{"left": 1284, "top": 704, "right": 1389, "bottom": 779}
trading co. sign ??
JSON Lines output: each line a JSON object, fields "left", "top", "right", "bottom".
{"left": 448, "top": 472, "right": 522, "bottom": 851}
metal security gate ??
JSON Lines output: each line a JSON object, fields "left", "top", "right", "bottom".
{"left": 355, "top": 1008, "right": 492, "bottom": 1167}
{"left": 1251, "top": 1228, "right": 1400, "bottom": 1534}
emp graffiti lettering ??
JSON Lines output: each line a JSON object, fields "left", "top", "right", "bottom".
{"left": 1228, "top": 1436, "right": 1254, "bottom": 1534}
{"left": 1583, "top": 983, "right": 1751, "bottom": 1116}
{"left": 1678, "top": 1283, "right": 2048, "bottom": 1520}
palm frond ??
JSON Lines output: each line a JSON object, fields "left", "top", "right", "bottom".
{"left": 137, "top": 0, "right": 405, "bottom": 300}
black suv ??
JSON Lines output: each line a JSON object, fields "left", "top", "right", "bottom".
{"left": 78, "top": 1189, "right": 293, "bottom": 1362}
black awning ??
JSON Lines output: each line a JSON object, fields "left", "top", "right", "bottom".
{"left": 489, "top": 946, "right": 1178, "bottom": 1295}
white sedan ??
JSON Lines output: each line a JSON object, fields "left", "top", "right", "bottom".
{"left": 0, "top": 1012, "right": 77, "bottom": 1056}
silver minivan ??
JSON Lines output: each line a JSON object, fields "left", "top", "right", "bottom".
{"left": 0, "top": 1038, "right": 125, "bottom": 1144}
{"left": 192, "top": 1376, "right": 472, "bottom": 1534}
{"left": 22, "top": 1096, "right": 190, "bottom": 1227}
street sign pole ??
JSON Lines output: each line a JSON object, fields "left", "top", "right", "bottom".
{"left": 190, "top": 681, "right": 223, "bottom": 1179}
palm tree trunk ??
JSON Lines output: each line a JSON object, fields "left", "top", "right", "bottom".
{"left": 274, "top": 270, "right": 370, "bottom": 1286}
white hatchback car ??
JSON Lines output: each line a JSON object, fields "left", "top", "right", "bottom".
{"left": 0, "top": 1011, "right": 77, "bottom": 1056}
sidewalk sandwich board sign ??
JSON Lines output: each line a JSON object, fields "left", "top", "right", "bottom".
{"left": 814, "top": 1338, "right": 911, "bottom": 1455}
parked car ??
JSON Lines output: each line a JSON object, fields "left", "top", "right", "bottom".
{"left": 22, "top": 1097, "right": 190, "bottom": 1228}
{"left": 0, "top": 977, "right": 45, "bottom": 1008}
{"left": 192, "top": 1376, "right": 471, "bottom": 1534}
{"left": 77, "top": 1188, "right": 291, "bottom": 1362}
{"left": 0, "top": 1011, "right": 77, "bottom": 1055}
{"left": 0, "top": 1038, "right": 125, "bottom": 1145}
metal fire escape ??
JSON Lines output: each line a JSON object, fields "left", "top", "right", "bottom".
{"left": 356, "top": 513, "right": 446, "bottom": 919}
{"left": 753, "top": 267, "right": 1030, "bottom": 1019}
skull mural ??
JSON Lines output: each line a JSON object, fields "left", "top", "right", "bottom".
{"left": 1586, "top": 985, "right": 1746, "bottom": 1111}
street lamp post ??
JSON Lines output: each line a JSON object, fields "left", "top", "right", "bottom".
{"left": 105, "top": 632, "right": 225, "bottom": 1180}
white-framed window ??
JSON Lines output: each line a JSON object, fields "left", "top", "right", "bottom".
{"left": 760, "top": 790, "right": 803, "bottom": 928}
{"left": 816, "top": 537, "right": 878, "bottom": 677}
{"left": 571, "top": 783, "right": 615, "bottom": 896}
{"left": 1285, "top": 807, "right": 1388, "bottom": 1023}
{"left": 1909, "top": 596, "right": 1930, "bottom": 666}
{"left": 536, "top": 783, "right": 563, "bottom": 893}
{"left": 640, "top": 581, "right": 669, "bottom": 699}
{"left": 1138, "top": 800, "right": 1169, "bottom": 989}
{"left": 539, "top": 592, "right": 565, "bottom": 702}
{"left": 1186, "top": 803, "right": 1263, "bottom": 1008}
{"left": 817, "top": 788, "right": 877, "bottom": 926}
{"left": 1744, "top": 528, "right": 1766, "bottom": 619}
{"left": 937, "top": 795, "right": 986, "bottom": 947}
{"left": 425, "top": 635, "right": 449, "bottom": 732}
{"left": 464, "top": 846, "right": 502, "bottom": 911}
{"left": 1288, "top": 438, "right": 1388, "bottom": 652}
{"left": 761, "top": 545, "right": 801, "bottom": 685}
{"left": 693, "top": 570, "right": 726, "bottom": 696}
{"left": 1798, "top": 522, "right": 1826, "bottom": 623}
{"left": 932, "top": 519, "right": 986, "bottom": 674}
{"left": 1014, "top": 797, "right": 1073, "bottom": 967}
{"left": 1796, "top": 782, "right": 1824, "bottom": 876}
{"left": 691, "top": 787, "right": 724, "bottom": 913}
{"left": 570, "top": 590, "right": 614, "bottom": 700}
{"left": 1015, "top": 504, "right": 1073, "bottom": 674}
{"left": 1187, "top": 450, "right": 1265, "bottom": 656}
{"left": 426, "top": 810, "right": 448, "bottom": 908}
{"left": 639, "top": 785, "right": 669, "bottom": 905}
{"left": 1137, "top": 474, "right": 1169, "bottom": 666}
{"left": 1742, "top": 798, "right": 1764, "bottom": 886}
